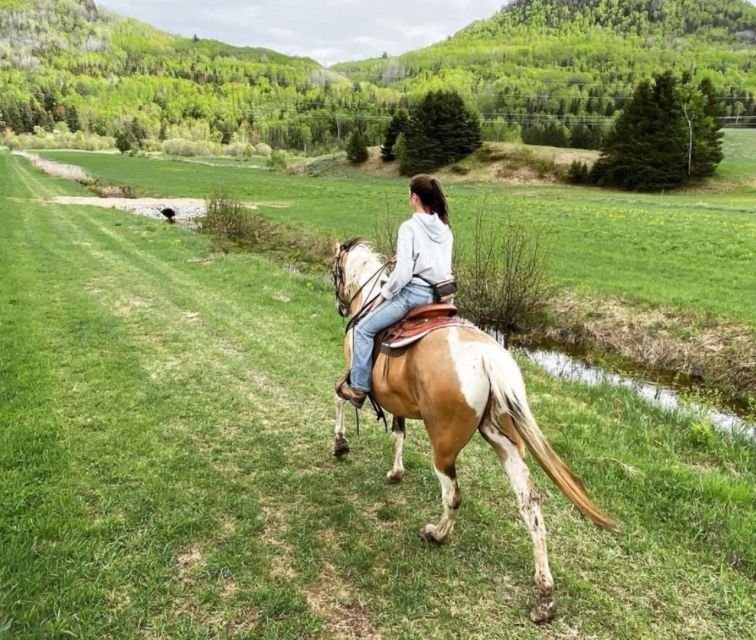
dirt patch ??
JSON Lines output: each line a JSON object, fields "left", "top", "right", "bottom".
{"left": 287, "top": 143, "right": 600, "bottom": 185}
{"left": 177, "top": 545, "right": 204, "bottom": 580}
{"left": 13, "top": 150, "right": 94, "bottom": 183}
{"left": 49, "top": 196, "right": 290, "bottom": 227}
{"left": 306, "top": 564, "right": 382, "bottom": 639}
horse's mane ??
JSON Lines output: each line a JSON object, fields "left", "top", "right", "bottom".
{"left": 343, "top": 239, "right": 387, "bottom": 290}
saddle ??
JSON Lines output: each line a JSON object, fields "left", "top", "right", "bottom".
{"left": 374, "top": 303, "right": 464, "bottom": 357}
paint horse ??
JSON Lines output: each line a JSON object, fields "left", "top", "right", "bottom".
{"left": 331, "top": 239, "right": 615, "bottom": 623}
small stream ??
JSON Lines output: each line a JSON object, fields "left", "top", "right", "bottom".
{"left": 523, "top": 348, "right": 755, "bottom": 439}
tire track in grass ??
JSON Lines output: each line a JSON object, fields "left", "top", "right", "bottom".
{"left": 9, "top": 159, "right": 394, "bottom": 636}
{"left": 3, "top": 159, "right": 330, "bottom": 636}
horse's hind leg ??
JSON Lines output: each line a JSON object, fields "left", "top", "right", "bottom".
{"left": 480, "top": 419, "right": 556, "bottom": 624}
{"left": 419, "top": 442, "right": 462, "bottom": 544}
{"left": 386, "top": 416, "right": 405, "bottom": 483}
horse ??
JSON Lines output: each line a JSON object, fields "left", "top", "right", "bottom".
{"left": 331, "top": 238, "right": 615, "bottom": 623}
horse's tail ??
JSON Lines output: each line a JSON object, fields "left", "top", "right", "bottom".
{"left": 482, "top": 348, "right": 616, "bottom": 530}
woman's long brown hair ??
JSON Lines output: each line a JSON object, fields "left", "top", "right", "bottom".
{"left": 410, "top": 174, "right": 449, "bottom": 226}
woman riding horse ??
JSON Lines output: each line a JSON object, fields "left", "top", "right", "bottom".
{"left": 335, "top": 174, "right": 453, "bottom": 408}
{"left": 331, "top": 212, "right": 615, "bottom": 623}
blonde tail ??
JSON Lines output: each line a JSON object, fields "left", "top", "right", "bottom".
{"left": 482, "top": 349, "right": 616, "bottom": 530}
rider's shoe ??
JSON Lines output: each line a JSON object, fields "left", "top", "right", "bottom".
{"left": 335, "top": 375, "right": 367, "bottom": 409}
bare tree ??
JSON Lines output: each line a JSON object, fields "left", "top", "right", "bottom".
{"left": 456, "top": 211, "right": 551, "bottom": 347}
{"left": 372, "top": 195, "right": 399, "bottom": 259}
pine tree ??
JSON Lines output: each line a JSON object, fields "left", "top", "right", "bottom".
{"left": 380, "top": 110, "right": 408, "bottom": 162}
{"left": 592, "top": 71, "right": 722, "bottom": 191}
{"left": 400, "top": 90, "right": 481, "bottom": 175}
{"left": 346, "top": 129, "right": 368, "bottom": 164}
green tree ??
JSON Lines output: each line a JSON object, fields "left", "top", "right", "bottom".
{"left": 114, "top": 130, "right": 131, "bottom": 154}
{"left": 592, "top": 72, "right": 723, "bottom": 191}
{"left": 400, "top": 90, "right": 481, "bottom": 175}
{"left": 380, "top": 110, "right": 408, "bottom": 161}
{"left": 346, "top": 129, "right": 368, "bottom": 164}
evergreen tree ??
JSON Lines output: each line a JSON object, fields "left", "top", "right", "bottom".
{"left": 400, "top": 90, "right": 481, "bottom": 175}
{"left": 346, "top": 129, "right": 368, "bottom": 164}
{"left": 592, "top": 72, "right": 723, "bottom": 191}
{"left": 380, "top": 110, "right": 408, "bottom": 162}
{"left": 115, "top": 130, "right": 131, "bottom": 154}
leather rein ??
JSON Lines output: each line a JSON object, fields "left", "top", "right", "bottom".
{"left": 332, "top": 243, "right": 392, "bottom": 324}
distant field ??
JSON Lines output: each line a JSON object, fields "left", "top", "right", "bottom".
{"left": 718, "top": 128, "right": 756, "bottom": 184}
{"left": 36, "top": 134, "right": 756, "bottom": 327}
{"left": 1, "top": 148, "right": 754, "bottom": 639}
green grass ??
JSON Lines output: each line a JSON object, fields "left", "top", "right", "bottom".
{"left": 1, "top": 149, "right": 755, "bottom": 638}
{"left": 36, "top": 134, "right": 756, "bottom": 328}
{"left": 718, "top": 128, "right": 756, "bottom": 183}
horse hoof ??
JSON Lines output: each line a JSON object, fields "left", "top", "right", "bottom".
{"left": 529, "top": 594, "right": 556, "bottom": 624}
{"left": 333, "top": 437, "right": 350, "bottom": 458}
{"left": 418, "top": 525, "right": 445, "bottom": 545}
{"left": 386, "top": 470, "right": 402, "bottom": 484}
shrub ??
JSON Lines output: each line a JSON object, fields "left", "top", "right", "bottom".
{"left": 225, "top": 142, "right": 253, "bottom": 158}
{"left": 1, "top": 130, "right": 114, "bottom": 151}
{"left": 255, "top": 143, "right": 273, "bottom": 156}
{"left": 568, "top": 160, "right": 591, "bottom": 184}
{"left": 161, "top": 138, "right": 217, "bottom": 157}
{"left": 266, "top": 149, "right": 287, "bottom": 171}
{"left": 456, "top": 210, "right": 552, "bottom": 346}
{"left": 201, "top": 187, "right": 248, "bottom": 240}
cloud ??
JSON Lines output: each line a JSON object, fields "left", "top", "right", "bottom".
{"left": 96, "top": 1, "right": 507, "bottom": 65}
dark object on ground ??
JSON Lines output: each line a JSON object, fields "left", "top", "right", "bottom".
{"left": 161, "top": 207, "right": 176, "bottom": 223}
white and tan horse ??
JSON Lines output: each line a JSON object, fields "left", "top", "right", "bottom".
{"left": 331, "top": 239, "right": 614, "bottom": 623}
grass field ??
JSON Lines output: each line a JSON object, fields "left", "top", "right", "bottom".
{"left": 35, "top": 130, "right": 756, "bottom": 328}
{"left": 1, "top": 149, "right": 755, "bottom": 638}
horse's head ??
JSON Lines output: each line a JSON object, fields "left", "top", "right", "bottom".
{"left": 332, "top": 237, "right": 363, "bottom": 317}
{"left": 332, "top": 238, "right": 387, "bottom": 318}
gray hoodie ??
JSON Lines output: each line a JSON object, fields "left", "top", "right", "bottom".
{"left": 380, "top": 212, "right": 453, "bottom": 300}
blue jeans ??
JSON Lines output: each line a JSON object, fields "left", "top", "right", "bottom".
{"left": 350, "top": 283, "right": 436, "bottom": 392}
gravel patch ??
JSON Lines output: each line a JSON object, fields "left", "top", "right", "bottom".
{"left": 51, "top": 196, "right": 259, "bottom": 227}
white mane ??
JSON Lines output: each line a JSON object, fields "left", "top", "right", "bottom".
{"left": 344, "top": 242, "right": 388, "bottom": 299}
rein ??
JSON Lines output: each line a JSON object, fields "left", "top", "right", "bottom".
{"left": 333, "top": 245, "right": 392, "bottom": 322}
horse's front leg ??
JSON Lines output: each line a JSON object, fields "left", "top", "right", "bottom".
{"left": 333, "top": 393, "right": 350, "bottom": 457}
{"left": 386, "top": 416, "right": 406, "bottom": 483}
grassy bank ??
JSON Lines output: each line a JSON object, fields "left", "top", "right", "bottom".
{"left": 1, "top": 147, "right": 755, "bottom": 639}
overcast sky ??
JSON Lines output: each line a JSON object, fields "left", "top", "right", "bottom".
{"left": 97, "top": 0, "right": 506, "bottom": 66}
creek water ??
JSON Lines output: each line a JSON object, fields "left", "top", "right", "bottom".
{"left": 523, "top": 347, "right": 755, "bottom": 439}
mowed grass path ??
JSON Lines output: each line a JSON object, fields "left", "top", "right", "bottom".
{"left": 1, "top": 150, "right": 754, "bottom": 639}
{"left": 37, "top": 135, "right": 756, "bottom": 327}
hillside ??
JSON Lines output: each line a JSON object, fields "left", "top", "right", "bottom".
{"left": 334, "top": 0, "right": 756, "bottom": 142}
{"left": 1, "top": 0, "right": 755, "bottom": 154}
{"left": 0, "top": 0, "right": 349, "bottom": 146}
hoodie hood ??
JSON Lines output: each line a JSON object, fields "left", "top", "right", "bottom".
{"left": 412, "top": 212, "right": 451, "bottom": 244}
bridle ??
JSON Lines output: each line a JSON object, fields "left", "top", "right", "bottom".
{"left": 332, "top": 241, "right": 391, "bottom": 319}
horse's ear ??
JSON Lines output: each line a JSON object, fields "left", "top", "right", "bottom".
{"left": 332, "top": 241, "right": 342, "bottom": 256}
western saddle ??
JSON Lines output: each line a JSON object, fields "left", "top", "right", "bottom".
{"left": 375, "top": 303, "right": 464, "bottom": 356}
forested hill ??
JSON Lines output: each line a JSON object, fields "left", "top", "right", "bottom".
{"left": 468, "top": 0, "right": 756, "bottom": 38}
{"left": 1, "top": 0, "right": 755, "bottom": 153}
{"left": 334, "top": 0, "right": 756, "bottom": 140}
{"left": 0, "top": 0, "right": 353, "bottom": 146}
